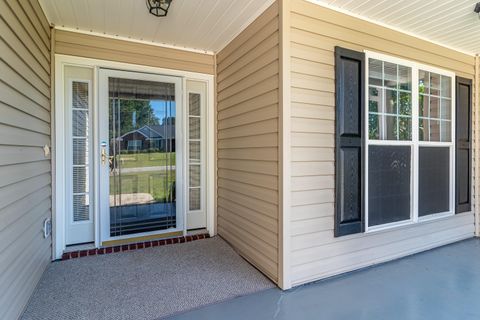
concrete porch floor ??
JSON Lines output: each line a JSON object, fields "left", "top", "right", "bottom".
{"left": 168, "top": 238, "right": 480, "bottom": 320}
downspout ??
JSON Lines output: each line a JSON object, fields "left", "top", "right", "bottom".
{"left": 475, "top": 54, "right": 479, "bottom": 237}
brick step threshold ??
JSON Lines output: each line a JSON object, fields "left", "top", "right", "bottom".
{"left": 62, "top": 233, "right": 209, "bottom": 260}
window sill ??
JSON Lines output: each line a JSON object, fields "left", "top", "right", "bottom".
{"left": 365, "top": 211, "right": 455, "bottom": 234}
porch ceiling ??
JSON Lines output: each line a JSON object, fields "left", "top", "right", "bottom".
{"left": 38, "top": 0, "right": 275, "bottom": 53}
{"left": 308, "top": 0, "right": 480, "bottom": 56}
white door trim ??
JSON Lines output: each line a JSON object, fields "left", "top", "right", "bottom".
{"left": 53, "top": 54, "right": 215, "bottom": 260}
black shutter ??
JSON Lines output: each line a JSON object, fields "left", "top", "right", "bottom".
{"left": 334, "top": 47, "right": 365, "bottom": 237}
{"left": 455, "top": 77, "right": 472, "bottom": 213}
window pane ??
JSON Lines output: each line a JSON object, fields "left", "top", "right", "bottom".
{"left": 399, "top": 117, "right": 411, "bottom": 140}
{"left": 384, "top": 115, "right": 397, "bottom": 140}
{"left": 440, "top": 120, "right": 451, "bottom": 142}
{"left": 429, "top": 119, "right": 440, "bottom": 141}
{"left": 440, "top": 98, "right": 451, "bottom": 120}
{"left": 399, "top": 65, "right": 412, "bottom": 91}
{"left": 369, "top": 59, "right": 382, "bottom": 86}
{"left": 441, "top": 75, "right": 451, "bottom": 98}
{"left": 419, "top": 70, "right": 429, "bottom": 94}
{"left": 429, "top": 96, "right": 440, "bottom": 119}
{"left": 384, "top": 62, "right": 397, "bottom": 88}
{"left": 189, "top": 93, "right": 201, "bottom": 116}
{"left": 189, "top": 188, "right": 201, "bottom": 211}
{"left": 368, "top": 145, "right": 411, "bottom": 227}
{"left": 369, "top": 87, "right": 382, "bottom": 112}
{"left": 385, "top": 89, "right": 397, "bottom": 114}
{"left": 399, "top": 92, "right": 411, "bottom": 115}
{"left": 430, "top": 73, "right": 441, "bottom": 96}
{"left": 419, "top": 118, "right": 429, "bottom": 141}
{"left": 419, "top": 147, "right": 449, "bottom": 216}
{"left": 419, "top": 94, "right": 428, "bottom": 117}
{"left": 369, "top": 114, "right": 379, "bottom": 140}
{"left": 189, "top": 117, "right": 200, "bottom": 139}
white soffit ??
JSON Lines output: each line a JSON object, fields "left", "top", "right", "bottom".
{"left": 307, "top": 0, "right": 480, "bottom": 56}
{"left": 38, "top": 0, "right": 275, "bottom": 54}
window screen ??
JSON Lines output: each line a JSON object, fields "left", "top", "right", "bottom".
{"left": 368, "top": 145, "right": 411, "bottom": 226}
{"left": 419, "top": 147, "right": 450, "bottom": 216}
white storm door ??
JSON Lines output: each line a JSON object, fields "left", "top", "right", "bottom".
{"left": 98, "top": 69, "right": 184, "bottom": 242}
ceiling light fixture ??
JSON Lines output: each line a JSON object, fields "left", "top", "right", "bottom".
{"left": 146, "top": 0, "right": 172, "bottom": 17}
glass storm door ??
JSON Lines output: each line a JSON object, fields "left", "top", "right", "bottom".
{"left": 99, "top": 70, "right": 183, "bottom": 241}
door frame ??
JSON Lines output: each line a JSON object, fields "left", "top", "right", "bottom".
{"left": 53, "top": 54, "right": 215, "bottom": 260}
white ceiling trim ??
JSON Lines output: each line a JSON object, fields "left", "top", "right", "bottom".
{"left": 306, "top": 0, "right": 477, "bottom": 57}
{"left": 215, "top": 0, "right": 276, "bottom": 53}
{"left": 53, "top": 26, "right": 215, "bottom": 55}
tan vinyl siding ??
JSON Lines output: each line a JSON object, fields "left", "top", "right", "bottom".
{"left": 55, "top": 30, "right": 215, "bottom": 75}
{"left": 287, "top": 0, "right": 476, "bottom": 286}
{"left": 0, "top": 0, "right": 52, "bottom": 318}
{"left": 216, "top": 1, "right": 280, "bottom": 283}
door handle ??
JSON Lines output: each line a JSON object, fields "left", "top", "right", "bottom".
{"left": 101, "top": 147, "right": 108, "bottom": 165}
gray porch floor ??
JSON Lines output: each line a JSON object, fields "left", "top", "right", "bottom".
{"left": 168, "top": 238, "right": 480, "bottom": 320}
{"left": 21, "top": 237, "right": 274, "bottom": 320}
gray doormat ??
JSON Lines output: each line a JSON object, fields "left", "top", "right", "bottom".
{"left": 21, "top": 237, "right": 274, "bottom": 320}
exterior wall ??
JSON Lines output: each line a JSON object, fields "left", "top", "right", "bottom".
{"left": 0, "top": 0, "right": 52, "bottom": 318}
{"left": 216, "top": 2, "right": 280, "bottom": 283}
{"left": 286, "top": 0, "right": 476, "bottom": 287}
{"left": 55, "top": 30, "right": 215, "bottom": 75}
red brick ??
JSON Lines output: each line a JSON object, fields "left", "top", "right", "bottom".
{"left": 129, "top": 244, "right": 137, "bottom": 250}
{"left": 198, "top": 234, "right": 204, "bottom": 239}
{"left": 79, "top": 250, "right": 87, "bottom": 257}
{"left": 114, "top": 246, "right": 121, "bottom": 253}
{"left": 166, "top": 239, "right": 172, "bottom": 245}
{"left": 98, "top": 248, "right": 105, "bottom": 255}
{"left": 145, "top": 242, "right": 151, "bottom": 248}
{"left": 137, "top": 243, "right": 144, "bottom": 249}
{"left": 152, "top": 240, "right": 159, "bottom": 247}
{"left": 159, "top": 240, "right": 166, "bottom": 246}
{"left": 70, "top": 251, "right": 79, "bottom": 258}
{"left": 186, "top": 236, "right": 192, "bottom": 242}
{"left": 88, "top": 249, "right": 97, "bottom": 256}
{"left": 173, "top": 238, "right": 179, "bottom": 244}
{"left": 192, "top": 235, "right": 198, "bottom": 241}
{"left": 62, "top": 253, "right": 70, "bottom": 260}
{"left": 205, "top": 234, "right": 210, "bottom": 239}
{"left": 106, "top": 247, "right": 113, "bottom": 254}
{"left": 122, "top": 245, "right": 129, "bottom": 251}
{"left": 179, "top": 237, "right": 185, "bottom": 243}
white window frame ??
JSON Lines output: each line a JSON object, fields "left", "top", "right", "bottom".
{"left": 364, "top": 51, "right": 456, "bottom": 233}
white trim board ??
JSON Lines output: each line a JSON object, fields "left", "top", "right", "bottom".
{"left": 53, "top": 54, "right": 216, "bottom": 260}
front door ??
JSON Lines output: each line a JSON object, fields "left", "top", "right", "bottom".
{"left": 99, "top": 69, "right": 184, "bottom": 242}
